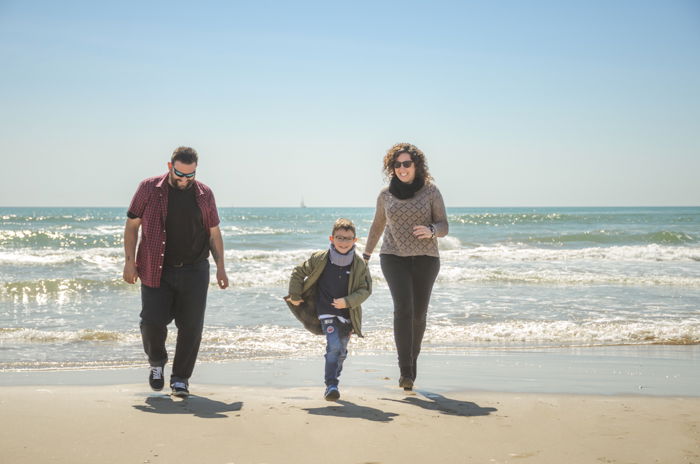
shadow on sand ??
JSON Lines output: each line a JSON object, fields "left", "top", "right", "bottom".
{"left": 303, "top": 400, "right": 399, "bottom": 422}
{"left": 382, "top": 391, "right": 497, "bottom": 417}
{"left": 133, "top": 395, "right": 243, "bottom": 419}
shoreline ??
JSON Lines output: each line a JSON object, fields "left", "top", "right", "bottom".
{"left": 3, "top": 345, "right": 699, "bottom": 397}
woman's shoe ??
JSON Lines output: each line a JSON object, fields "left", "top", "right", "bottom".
{"left": 398, "top": 376, "right": 414, "bottom": 391}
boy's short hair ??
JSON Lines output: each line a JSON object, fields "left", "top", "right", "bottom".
{"left": 332, "top": 218, "right": 356, "bottom": 237}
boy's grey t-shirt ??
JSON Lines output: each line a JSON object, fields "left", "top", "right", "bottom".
{"left": 315, "top": 256, "right": 351, "bottom": 320}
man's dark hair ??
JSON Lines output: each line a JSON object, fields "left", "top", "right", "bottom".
{"left": 171, "top": 146, "right": 198, "bottom": 165}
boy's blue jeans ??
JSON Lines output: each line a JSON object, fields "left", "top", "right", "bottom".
{"left": 322, "top": 318, "right": 351, "bottom": 387}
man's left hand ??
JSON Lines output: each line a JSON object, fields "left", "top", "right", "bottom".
{"left": 216, "top": 268, "right": 229, "bottom": 289}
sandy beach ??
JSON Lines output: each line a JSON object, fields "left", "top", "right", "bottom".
{"left": 2, "top": 349, "right": 700, "bottom": 464}
{"left": 1, "top": 383, "right": 699, "bottom": 464}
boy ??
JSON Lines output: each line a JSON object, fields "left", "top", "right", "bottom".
{"left": 285, "top": 218, "right": 372, "bottom": 401}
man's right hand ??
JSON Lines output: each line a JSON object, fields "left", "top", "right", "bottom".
{"left": 123, "top": 262, "right": 138, "bottom": 284}
{"left": 286, "top": 297, "right": 304, "bottom": 306}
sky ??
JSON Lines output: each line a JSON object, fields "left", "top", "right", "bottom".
{"left": 1, "top": 0, "right": 699, "bottom": 207}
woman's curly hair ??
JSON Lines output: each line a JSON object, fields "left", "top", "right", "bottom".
{"left": 382, "top": 143, "right": 433, "bottom": 182}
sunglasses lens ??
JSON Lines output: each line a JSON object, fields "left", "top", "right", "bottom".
{"left": 174, "top": 168, "right": 195, "bottom": 178}
{"left": 394, "top": 161, "right": 412, "bottom": 169}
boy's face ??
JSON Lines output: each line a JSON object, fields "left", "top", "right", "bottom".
{"left": 329, "top": 228, "right": 357, "bottom": 254}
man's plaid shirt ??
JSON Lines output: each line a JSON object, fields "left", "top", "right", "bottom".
{"left": 127, "top": 172, "right": 220, "bottom": 288}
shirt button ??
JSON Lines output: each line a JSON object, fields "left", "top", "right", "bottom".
{"left": 162, "top": 241, "right": 165, "bottom": 244}
{"left": 159, "top": 266, "right": 162, "bottom": 269}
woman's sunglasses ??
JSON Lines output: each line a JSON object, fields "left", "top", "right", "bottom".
{"left": 393, "top": 160, "right": 414, "bottom": 169}
{"left": 173, "top": 167, "right": 196, "bottom": 178}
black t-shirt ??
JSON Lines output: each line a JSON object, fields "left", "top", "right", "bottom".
{"left": 315, "top": 256, "right": 351, "bottom": 319}
{"left": 164, "top": 184, "right": 209, "bottom": 266}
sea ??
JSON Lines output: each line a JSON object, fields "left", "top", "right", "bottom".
{"left": 1, "top": 206, "right": 699, "bottom": 372}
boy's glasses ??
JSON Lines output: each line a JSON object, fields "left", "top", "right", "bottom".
{"left": 173, "top": 167, "right": 196, "bottom": 178}
{"left": 333, "top": 235, "right": 355, "bottom": 242}
{"left": 393, "top": 160, "right": 413, "bottom": 169}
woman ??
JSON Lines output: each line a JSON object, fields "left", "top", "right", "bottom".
{"left": 364, "top": 143, "right": 448, "bottom": 391}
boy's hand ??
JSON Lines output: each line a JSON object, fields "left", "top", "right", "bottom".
{"left": 332, "top": 298, "right": 348, "bottom": 309}
{"left": 287, "top": 297, "right": 304, "bottom": 306}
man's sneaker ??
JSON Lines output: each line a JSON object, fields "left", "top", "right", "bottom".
{"left": 399, "top": 376, "right": 414, "bottom": 391}
{"left": 324, "top": 385, "right": 340, "bottom": 401}
{"left": 171, "top": 381, "right": 189, "bottom": 398}
{"left": 148, "top": 366, "right": 164, "bottom": 391}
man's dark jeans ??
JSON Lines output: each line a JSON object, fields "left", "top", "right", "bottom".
{"left": 140, "top": 260, "right": 210, "bottom": 385}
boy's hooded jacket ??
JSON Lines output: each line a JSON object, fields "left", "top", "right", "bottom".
{"left": 284, "top": 249, "right": 371, "bottom": 337}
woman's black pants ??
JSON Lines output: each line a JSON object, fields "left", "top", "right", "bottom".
{"left": 380, "top": 254, "right": 440, "bottom": 381}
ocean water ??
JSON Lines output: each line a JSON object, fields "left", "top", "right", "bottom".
{"left": 1, "top": 206, "right": 699, "bottom": 371}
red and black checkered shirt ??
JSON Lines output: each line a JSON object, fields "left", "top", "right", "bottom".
{"left": 127, "top": 173, "right": 221, "bottom": 288}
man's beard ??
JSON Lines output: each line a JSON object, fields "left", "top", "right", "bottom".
{"left": 169, "top": 173, "right": 194, "bottom": 190}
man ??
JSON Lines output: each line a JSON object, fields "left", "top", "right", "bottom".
{"left": 123, "top": 146, "right": 229, "bottom": 398}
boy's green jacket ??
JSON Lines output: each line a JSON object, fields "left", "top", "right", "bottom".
{"left": 284, "top": 249, "right": 371, "bottom": 337}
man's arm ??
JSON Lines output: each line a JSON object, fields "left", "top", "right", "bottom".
{"left": 209, "top": 225, "right": 229, "bottom": 289}
{"left": 123, "top": 217, "right": 141, "bottom": 284}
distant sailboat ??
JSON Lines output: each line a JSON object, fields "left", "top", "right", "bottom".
{"left": 300, "top": 197, "right": 306, "bottom": 208}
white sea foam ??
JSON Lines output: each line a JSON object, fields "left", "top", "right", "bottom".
{"left": 0, "top": 327, "right": 129, "bottom": 343}
{"left": 442, "top": 244, "right": 700, "bottom": 263}
{"left": 3, "top": 244, "right": 699, "bottom": 289}
{"left": 437, "top": 235, "right": 463, "bottom": 250}
{"left": 228, "top": 248, "right": 313, "bottom": 263}
{"left": 0, "top": 248, "right": 123, "bottom": 268}
{"left": 422, "top": 319, "right": 700, "bottom": 345}
{"left": 3, "top": 318, "right": 699, "bottom": 370}
{"left": 223, "top": 225, "right": 310, "bottom": 236}
{"left": 3, "top": 319, "right": 698, "bottom": 350}
{"left": 434, "top": 266, "right": 700, "bottom": 287}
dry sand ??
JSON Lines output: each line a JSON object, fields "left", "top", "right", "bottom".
{"left": 1, "top": 383, "right": 698, "bottom": 464}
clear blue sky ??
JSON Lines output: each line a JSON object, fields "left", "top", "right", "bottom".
{"left": 1, "top": 0, "right": 698, "bottom": 207}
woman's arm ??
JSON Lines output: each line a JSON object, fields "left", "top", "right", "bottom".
{"left": 363, "top": 192, "right": 386, "bottom": 258}
{"left": 430, "top": 186, "right": 449, "bottom": 237}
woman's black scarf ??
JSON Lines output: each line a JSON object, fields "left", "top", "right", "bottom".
{"left": 389, "top": 174, "right": 425, "bottom": 199}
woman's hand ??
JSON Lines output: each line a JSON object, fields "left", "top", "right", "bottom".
{"left": 412, "top": 225, "right": 434, "bottom": 239}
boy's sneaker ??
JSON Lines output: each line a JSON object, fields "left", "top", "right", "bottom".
{"left": 171, "top": 381, "right": 189, "bottom": 398}
{"left": 399, "top": 376, "right": 414, "bottom": 391}
{"left": 324, "top": 385, "right": 340, "bottom": 401}
{"left": 148, "top": 366, "right": 164, "bottom": 391}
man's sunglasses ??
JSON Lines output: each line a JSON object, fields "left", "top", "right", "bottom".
{"left": 173, "top": 167, "right": 196, "bottom": 178}
{"left": 393, "top": 160, "right": 414, "bottom": 169}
